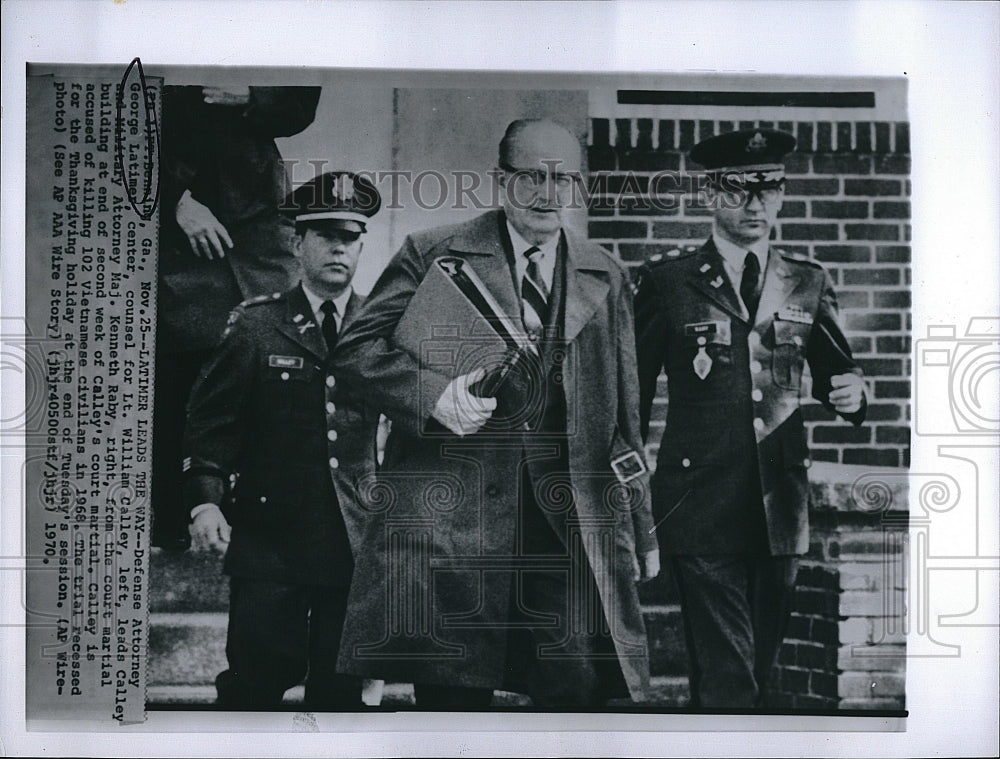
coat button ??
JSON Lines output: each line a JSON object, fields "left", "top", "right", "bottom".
{"left": 326, "top": 402, "right": 336, "bottom": 415}
{"left": 327, "top": 429, "right": 338, "bottom": 442}
{"left": 280, "top": 371, "right": 290, "bottom": 381}
{"left": 329, "top": 457, "right": 339, "bottom": 469}
{"left": 753, "top": 417, "right": 765, "bottom": 431}
{"left": 750, "top": 360, "right": 762, "bottom": 373}
{"left": 681, "top": 457, "right": 691, "bottom": 468}
{"left": 486, "top": 485, "right": 499, "bottom": 497}
{"left": 751, "top": 388, "right": 763, "bottom": 402}
{"left": 803, "top": 457, "right": 812, "bottom": 468}
{"left": 326, "top": 375, "right": 336, "bottom": 388}
{"left": 259, "top": 496, "right": 267, "bottom": 504}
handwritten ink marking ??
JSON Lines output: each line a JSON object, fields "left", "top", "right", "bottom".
{"left": 115, "top": 58, "right": 160, "bottom": 221}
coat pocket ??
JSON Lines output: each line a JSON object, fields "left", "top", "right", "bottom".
{"left": 771, "top": 319, "right": 809, "bottom": 390}
{"left": 652, "top": 415, "right": 732, "bottom": 528}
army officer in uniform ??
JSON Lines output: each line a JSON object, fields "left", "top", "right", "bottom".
{"left": 634, "top": 129, "right": 867, "bottom": 708}
{"left": 183, "top": 172, "right": 381, "bottom": 710}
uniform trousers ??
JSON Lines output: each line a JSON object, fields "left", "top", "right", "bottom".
{"left": 671, "top": 554, "right": 798, "bottom": 708}
{"left": 217, "top": 577, "right": 362, "bottom": 710}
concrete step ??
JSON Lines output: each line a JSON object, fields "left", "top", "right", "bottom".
{"left": 148, "top": 612, "right": 228, "bottom": 686}
{"left": 148, "top": 677, "right": 688, "bottom": 708}
{"left": 149, "top": 548, "right": 229, "bottom": 613}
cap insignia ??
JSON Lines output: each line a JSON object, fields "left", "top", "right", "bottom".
{"left": 747, "top": 132, "right": 768, "bottom": 153}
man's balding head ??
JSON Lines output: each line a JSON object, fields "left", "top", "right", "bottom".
{"left": 497, "top": 119, "right": 582, "bottom": 245}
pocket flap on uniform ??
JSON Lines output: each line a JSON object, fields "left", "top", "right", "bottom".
{"left": 264, "top": 359, "right": 316, "bottom": 382}
{"left": 773, "top": 318, "right": 809, "bottom": 347}
{"left": 659, "top": 414, "right": 731, "bottom": 468}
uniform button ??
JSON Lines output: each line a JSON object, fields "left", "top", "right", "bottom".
{"left": 681, "top": 458, "right": 691, "bottom": 468}
{"left": 328, "top": 457, "right": 339, "bottom": 469}
{"left": 326, "top": 402, "right": 336, "bottom": 415}
{"left": 327, "top": 429, "right": 338, "bottom": 442}
{"left": 486, "top": 485, "right": 499, "bottom": 497}
{"left": 259, "top": 496, "right": 267, "bottom": 504}
{"left": 753, "top": 417, "right": 765, "bottom": 431}
{"left": 803, "top": 457, "right": 812, "bottom": 468}
{"left": 326, "top": 375, "right": 336, "bottom": 388}
{"left": 280, "top": 371, "right": 290, "bottom": 381}
{"left": 750, "top": 360, "right": 762, "bottom": 373}
{"left": 751, "top": 388, "right": 763, "bottom": 402}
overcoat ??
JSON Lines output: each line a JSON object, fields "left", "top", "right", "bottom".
{"left": 183, "top": 284, "right": 378, "bottom": 585}
{"left": 634, "top": 240, "right": 866, "bottom": 557}
{"left": 333, "top": 210, "right": 656, "bottom": 700}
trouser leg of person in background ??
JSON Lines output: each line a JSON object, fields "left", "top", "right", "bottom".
{"left": 151, "top": 347, "right": 212, "bottom": 551}
{"left": 302, "top": 585, "right": 364, "bottom": 710}
{"left": 412, "top": 683, "right": 494, "bottom": 710}
{"left": 671, "top": 554, "right": 798, "bottom": 708}
{"left": 216, "top": 578, "right": 312, "bottom": 710}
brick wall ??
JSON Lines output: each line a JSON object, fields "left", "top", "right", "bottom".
{"left": 586, "top": 117, "right": 911, "bottom": 468}
{"left": 770, "top": 465, "right": 908, "bottom": 711}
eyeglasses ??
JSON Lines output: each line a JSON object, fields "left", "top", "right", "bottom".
{"left": 499, "top": 161, "right": 578, "bottom": 191}
{"left": 716, "top": 184, "right": 785, "bottom": 206}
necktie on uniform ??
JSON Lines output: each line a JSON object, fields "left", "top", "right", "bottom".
{"left": 320, "top": 300, "right": 339, "bottom": 351}
{"left": 521, "top": 246, "right": 549, "bottom": 339}
{"left": 740, "top": 251, "right": 761, "bottom": 321}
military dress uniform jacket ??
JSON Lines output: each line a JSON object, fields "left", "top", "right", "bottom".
{"left": 635, "top": 240, "right": 866, "bottom": 557}
{"left": 158, "top": 86, "right": 322, "bottom": 353}
{"left": 183, "top": 284, "right": 378, "bottom": 586}
{"left": 332, "top": 210, "right": 656, "bottom": 700}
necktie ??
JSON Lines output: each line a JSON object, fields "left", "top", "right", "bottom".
{"left": 740, "top": 251, "right": 761, "bottom": 321}
{"left": 521, "top": 246, "right": 549, "bottom": 338}
{"left": 320, "top": 300, "right": 338, "bottom": 351}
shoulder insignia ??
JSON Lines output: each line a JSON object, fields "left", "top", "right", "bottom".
{"left": 240, "top": 292, "right": 283, "bottom": 308}
{"left": 779, "top": 249, "right": 821, "bottom": 268}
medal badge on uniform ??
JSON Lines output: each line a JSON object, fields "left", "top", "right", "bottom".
{"left": 776, "top": 304, "right": 814, "bottom": 325}
{"left": 693, "top": 336, "right": 713, "bottom": 379}
{"left": 685, "top": 320, "right": 732, "bottom": 380}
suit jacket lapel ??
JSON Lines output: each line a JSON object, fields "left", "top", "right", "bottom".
{"left": 341, "top": 290, "right": 365, "bottom": 331}
{"left": 447, "top": 211, "right": 522, "bottom": 321}
{"left": 277, "top": 284, "right": 328, "bottom": 361}
{"left": 562, "top": 229, "right": 611, "bottom": 344}
{"left": 754, "top": 250, "right": 801, "bottom": 327}
{"left": 686, "top": 240, "right": 747, "bottom": 323}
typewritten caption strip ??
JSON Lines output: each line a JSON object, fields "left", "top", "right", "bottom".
{"left": 24, "top": 62, "right": 160, "bottom": 725}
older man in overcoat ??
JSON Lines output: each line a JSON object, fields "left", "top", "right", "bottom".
{"left": 333, "top": 119, "right": 659, "bottom": 709}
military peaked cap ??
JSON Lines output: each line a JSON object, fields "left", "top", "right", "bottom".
{"left": 280, "top": 171, "right": 381, "bottom": 233}
{"left": 690, "top": 128, "right": 796, "bottom": 188}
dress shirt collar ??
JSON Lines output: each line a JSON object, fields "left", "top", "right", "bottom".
{"left": 300, "top": 281, "right": 353, "bottom": 326}
{"left": 506, "top": 220, "right": 560, "bottom": 289}
{"left": 712, "top": 231, "right": 769, "bottom": 285}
